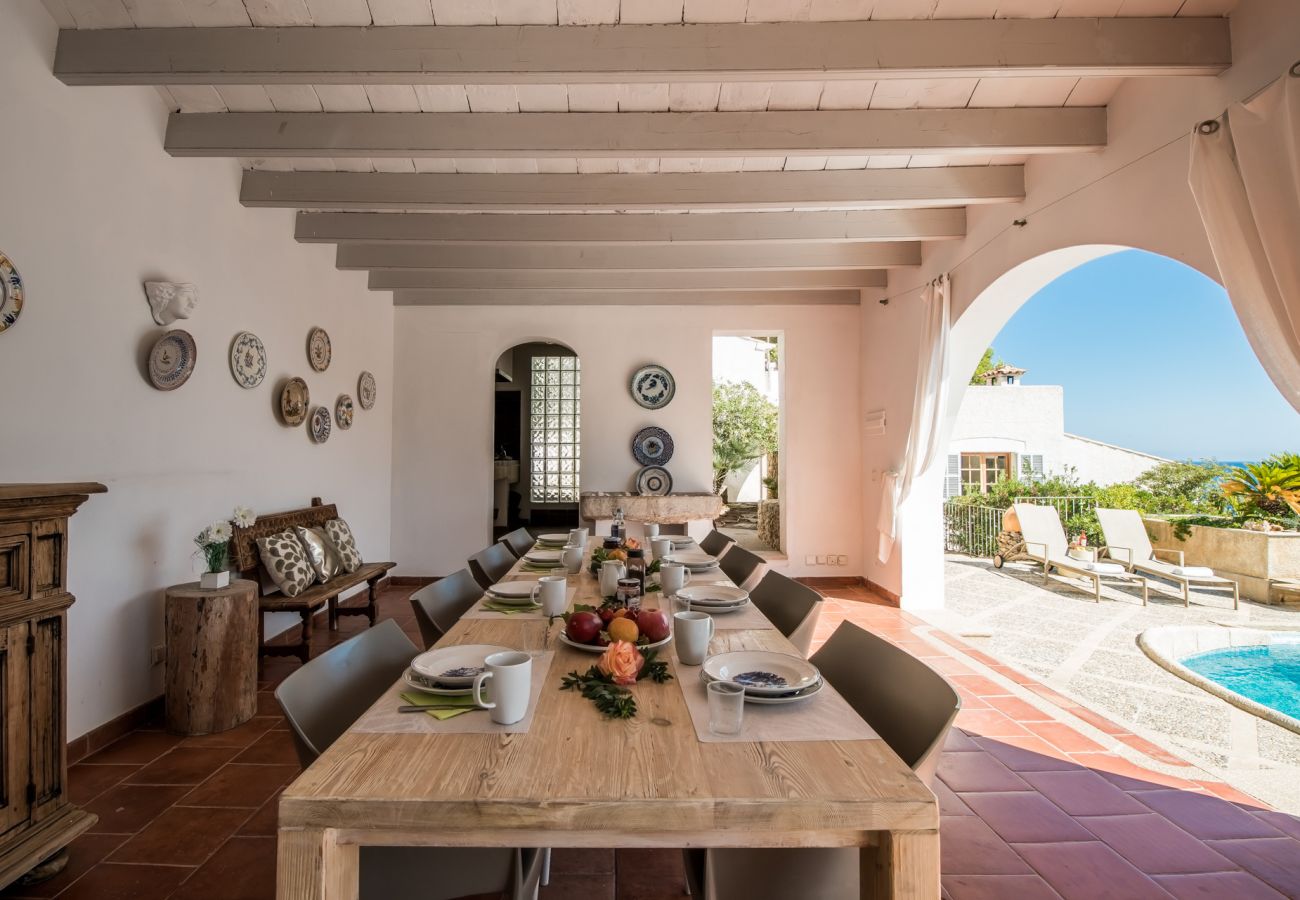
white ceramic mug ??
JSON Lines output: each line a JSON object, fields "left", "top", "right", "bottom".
{"left": 673, "top": 611, "right": 714, "bottom": 666}
{"left": 471, "top": 651, "right": 533, "bottom": 725}
{"left": 535, "top": 575, "right": 568, "bottom": 617}
{"left": 569, "top": 528, "right": 588, "bottom": 547}
{"left": 644, "top": 522, "right": 660, "bottom": 539}
{"left": 562, "top": 543, "right": 584, "bottom": 575}
{"left": 659, "top": 562, "right": 692, "bottom": 596}
{"left": 599, "top": 560, "right": 627, "bottom": 596}
{"left": 650, "top": 537, "right": 673, "bottom": 561}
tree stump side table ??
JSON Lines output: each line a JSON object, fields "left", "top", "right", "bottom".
{"left": 165, "top": 579, "right": 259, "bottom": 735}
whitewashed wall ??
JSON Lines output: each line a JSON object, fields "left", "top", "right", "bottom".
{"left": 391, "top": 305, "right": 861, "bottom": 579}
{"left": 1061, "top": 435, "right": 1165, "bottom": 486}
{"left": 0, "top": 0, "right": 394, "bottom": 739}
{"left": 861, "top": 0, "right": 1300, "bottom": 608}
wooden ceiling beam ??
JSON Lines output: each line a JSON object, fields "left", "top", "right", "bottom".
{"left": 391, "top": 289, "right": 862, "bottom": 306}
{"left": 337, "top": 241, "right": 920, "bottom": 271}
{"left": 367, "top": 268, "right": 887, "bottom": 290}
{"left": 242, "top": 167, "right": 1025, "bottom": 211}
{"left": 55, "top": 19, "right": 1230, "bottom": 86}
{"left": 167, "top": 108, "right": 1105, "bottom": 158}
{"left": 296, "top": 209, "right": 966, "bottom": 245}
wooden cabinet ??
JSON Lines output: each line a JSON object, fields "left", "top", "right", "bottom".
{"left": 0, "top": 484, "right": 104, "bottom": 889}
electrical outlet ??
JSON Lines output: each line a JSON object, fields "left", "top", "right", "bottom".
{"left": 151, "top": 644, "right": 165, "bottom": 666}
{"left": 836, "top": 555, "right": 848, "bottom": 566}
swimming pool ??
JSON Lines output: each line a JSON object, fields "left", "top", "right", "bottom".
{"left": 1182, "top": 642, "right": 1300, "bottom": 721}
{"left": 1138, "top": 626, "right": 1300, "bottom": 735}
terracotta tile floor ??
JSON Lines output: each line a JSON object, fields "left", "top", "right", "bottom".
{"left": 5, "top": 584, "right": 1299, "bottom": 900}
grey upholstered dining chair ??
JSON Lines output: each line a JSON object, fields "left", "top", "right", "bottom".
{"left": 699, "top": 529, "right": 736, "bottom": 558}
{"left": 747, "top": 571, "right": 824, "bottom": 657}
{"left": 684, "top": 621, "right": 960, "bottom": 900}
{"left": 717, "top": 544, "right": 766, "bottom": 591}
{"left": 410, "top": 568, "right": 483, "bottom": 649}
{"left": 274, "top": 620, "right": 543, "bottom": 900}
{"left": 499, "top": 527, "right": 535, "bottom": 559}
{"left": 468, "top": 541, "right": 517, "bottom": 589}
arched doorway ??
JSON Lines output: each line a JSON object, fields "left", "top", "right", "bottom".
{"left": 492, "top": 340, "right": 581, "bottom": 541}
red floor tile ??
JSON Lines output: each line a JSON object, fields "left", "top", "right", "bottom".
{"left": 972, "top": 735, "right": 1074, "bottom": 773}
{"left": 83, "top": 783, "right": 193, "bottom": 834}
{"left": 68, "top": 763, "right": 139, "bottom": 805}
{"left": 942, "top": 873, "right": 1063, "bottom": 900}
{"left": 943, "top": 728, "right": 982, "bottom": 753}
{"left": 231, "top": 730, "right": 301, "bottom": 766}
{"left": 109, "top": 805, "right": 253, "bottom": 866}
{"left": 1152, "top": 871, "right": 1289, "bottom": 899}
{"left": 1019, "top": 770, "right": 1150, "bottom": 818}
{"left": 0, "top": 833, "right": 128, "bottom": 899}
{"left": 614, "top": 848, "right": 688, "bottom": 900}
{"left": 550, "top": 847, "right": 615, "bottom": 876}
{"left": 1250, "top": 811, "right": 1300, "bottom": 841}
{"left": 1011, "top": 841, "right": 1168, "bottom": 900}
{"left": 938, "top": 750, "right": 1031, "bottom": 794}
{"left": 81, "top": 731, "right": 182, "bottom": 766}
{"left": 179, "top": 716, "right": 278, "bottom": 750}
{"left": 948, "top": 674, "right": 1015, "bottom": 698}
{"left": 984, "top": 694, "right": 1055, "bottom": 722}
{"left": 54, "top": 861, "right": 193, "bottom": 900}
{"left": 1205, "top": 838, "right": 1300, "bottom": 897}
{"left": 939, "top": 816, "right": 1035, "bottom": 876}
{"left": 959, "top": 792, "right": 1095, "bottom": 844}
{"left": 954, "top": 708, "right": 1031, "bottom": 739}
{"left": 1077, "top": 814, "right": 1235, "bottom": 875}
{"left": 1024, "top": 720, "right": 1107, "bottom": 754}
{"left": 127, "top": 747, "right": 242, "bottom": 786}
{"left": 181, "top": 764, "right": 298, "bottom": 808}
{"left": 168, "top": 836, "right": 276, "bottom": 900}
{"left": 1132, "top": 789, "right": 1285, "bottom": 841}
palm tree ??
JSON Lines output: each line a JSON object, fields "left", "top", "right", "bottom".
{"left": 1220, "top": 457, "right": 1300, "bottom": 517}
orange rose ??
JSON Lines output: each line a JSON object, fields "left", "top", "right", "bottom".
{"left": 597, "top": 640, "right": 645, "bottom": 686}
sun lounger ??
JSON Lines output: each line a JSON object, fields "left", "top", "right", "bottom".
{"left": 1095, "top": 508, "right": 1239, "bottom": 609}
{"left": 1012, "top": 503, "right": 1149, "bottom": 604}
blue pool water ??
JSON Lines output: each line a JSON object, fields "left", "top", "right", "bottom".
{"left": 1182, "top": 642, "right": 1300, "bottom": 721}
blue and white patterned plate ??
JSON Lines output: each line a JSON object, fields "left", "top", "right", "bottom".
{"left": 630, "top": 364, "right": 675, "bottom": 409}
{"left": 148, "top": 329, "right": 197, "bottom": 391}
{"left": 632, "top": 426, "right": 674, "bottom": 466}
{"left": 229, "top": 331, "right": 267, "bottom": 389}
{"left": 635, "top": 465, "right": 673, "bottom": 496}
{"left": 309, "top": 405, "right": 332, "bottom": 443}
{"left": 0, "top": 251, "right": 24, "bottom": 335}
{"left": 703, "top": 651, "right": 821, "bottom": 696}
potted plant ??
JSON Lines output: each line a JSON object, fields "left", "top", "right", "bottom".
{"left": 194, "top": 506, "right": 254, "bottom": 590}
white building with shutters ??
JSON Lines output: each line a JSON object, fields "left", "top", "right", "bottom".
{"left": 944, "top": 367, "right": 1167, "bottom": 498}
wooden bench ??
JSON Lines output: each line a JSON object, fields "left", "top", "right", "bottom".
{"left": 230, "top": 497, "right": 395, "bottom": 663}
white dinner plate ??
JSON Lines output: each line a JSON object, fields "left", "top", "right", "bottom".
{"left": 558, "top": 631, "right": 672, "bottom": 654}
{"left": 488, "top": 580, "right": 538, "bottom": 599}
{"left": 410, "top": 644, "right": 511, "bottom": 685}
{"left": 666, "top": 551, "right": 716, "bottom": 566}
{"left": 703, "top": 651, "right": 821, "bottom": 696}
{"left": 403, "top": 669, "right": 473, "bottom": 697}
{"left": 702, "top": 670, "right": 824, "bottom": 704}
{"left": 534, "top": 533, "right": 570, "bottom": 546}
{"left": 523, "top": 549, "right": 563, "bottom": 563}
{"left": 671, "top": 538, "right": 696, "bottom": 549}
{"left": 676, "top": 585, "right": 749, "bottom": 606}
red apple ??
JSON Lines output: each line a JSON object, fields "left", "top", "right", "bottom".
{"left": 566, "top": 611, "right": 603, "bottom": 644}
{"left": 636, "top": 609, "right": 671, "bottom": 642}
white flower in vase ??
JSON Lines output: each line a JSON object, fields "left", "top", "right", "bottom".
{"left": 233, "top": 505, "right": 255, "bottom": 528}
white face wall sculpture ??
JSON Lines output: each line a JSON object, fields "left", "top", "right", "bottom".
{"left": 144, "top": 281, "right": 198, "bottom": 326}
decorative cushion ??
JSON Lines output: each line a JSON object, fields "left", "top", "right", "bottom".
{"left": 256, "top": 531, "right": 315, "bottom": 597}
{"left": 295, "top": 525, "right": 343, "bottom": 583}
{"left": 323, "top": 518, "right": 363, "bottom": 574}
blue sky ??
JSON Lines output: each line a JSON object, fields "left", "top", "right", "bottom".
{"left": 987, "top": 249, "right": 1300, "bottom": 462}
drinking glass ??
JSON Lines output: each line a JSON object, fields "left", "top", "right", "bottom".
{"left": 671, "top": 592, "right": 693, "bottom": 616}
{"left": 707, "top": 681, "right": 745, "bottom": 735}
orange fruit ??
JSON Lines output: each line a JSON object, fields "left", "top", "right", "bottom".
{"left": 608, "top": 617, "right": 639, "bottom": 643}
{"left": 608, "top": 549, "right": 628, "bottom": 562}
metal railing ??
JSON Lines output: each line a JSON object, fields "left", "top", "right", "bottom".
{"left": 943, "top": 495, "right": 1098, "bottom": 558}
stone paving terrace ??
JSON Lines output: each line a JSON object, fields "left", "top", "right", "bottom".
{"left": 929, "top": 555, "right": 1300, "bottom": 814}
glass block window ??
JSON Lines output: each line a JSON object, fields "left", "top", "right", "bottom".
{"left": 529, "top": 355, "right": 581, "bottom": 503}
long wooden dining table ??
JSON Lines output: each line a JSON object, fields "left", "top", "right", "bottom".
{"left": 275, "top": 538, "right": 940, "bottom": 899}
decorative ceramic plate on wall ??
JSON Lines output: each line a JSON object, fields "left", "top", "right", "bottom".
{"left": 635, "top": 465, "right": 673, "bottom": 496}
{"left": 632, "top": 426, "right": 674, "bottom": 466}
{"left": 335, "top": 394, "right": 354, "bottom": 430}
{"left": 630, "top": 364, "right": 675, "bottom": 410}
{"left": 147, "top": 329, "right": 197, "bottom": 391}
{"left": 358, "top": 370, "right": 377, "bottom": 409}
{"left": 280, "top": 377, "right": 310, "bottom": 426}
{"left": 310, "top": 406, "right": 332, "bottom": 443}
{"left": 0, "top": 251, "right": 23, "bottom": 335}
{"left": 307, "top": 327, "right": 331, "bottom": 372}
{"left": 229, "top": 331, "right": 267, "bottom": 389}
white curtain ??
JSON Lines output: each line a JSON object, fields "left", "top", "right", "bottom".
{"left": 1189, "top": 66, "right": 1300, "bottom": 413}
{"left": 878, "top": 274, "right": 950, "bottom": 563}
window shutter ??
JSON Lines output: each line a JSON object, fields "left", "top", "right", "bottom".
{"left": 1028, "top": 454, "right": 1045, "bottom": 481}
{"left": 944, "top": 454, "right": 960, "bottom": 499}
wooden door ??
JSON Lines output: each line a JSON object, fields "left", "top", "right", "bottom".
{"left": 28, "top": 614, "right": 65, "bottom": 824}
{"left": 0, "top": 625, "right": 30, "bottom": 837}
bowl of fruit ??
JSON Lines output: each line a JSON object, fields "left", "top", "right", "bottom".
{"left": 560, "top": 602, "right": 672, "bottom": 653}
